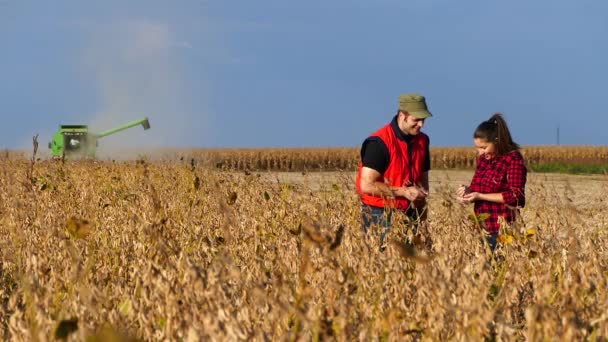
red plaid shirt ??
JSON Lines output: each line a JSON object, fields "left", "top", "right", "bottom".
{"left": 469, "top": 150, "right": 527, "bottom": 234}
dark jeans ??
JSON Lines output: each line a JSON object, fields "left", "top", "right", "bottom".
{"left": 486, "top": 233, "right": 499, "bottom": 252}
{"left": 361, "top": 203, "right": 420, "bottom": 246}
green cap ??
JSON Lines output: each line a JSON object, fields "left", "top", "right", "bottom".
{"left": 399, "top": 93, "right": 432, "bottom": 119}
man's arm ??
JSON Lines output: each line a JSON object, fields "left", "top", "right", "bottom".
{"left": 359, "top": 167, "right": 426, "bottom": 200}
{"left": 419, "top": 137, "right": 430, "bottom": 193}
{"left": 360, "top": 166, "right": 399, "bottom": 198}
{"left": 419, "top": 171, "right": 429, "bottom": 193}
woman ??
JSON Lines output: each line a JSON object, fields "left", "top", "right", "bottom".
{"left": 456, "top": 113, "right": 527, "bottom": 251}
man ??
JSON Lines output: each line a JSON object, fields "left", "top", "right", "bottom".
{"left": 355, "top": 93, "right": 432, "bottom": 247}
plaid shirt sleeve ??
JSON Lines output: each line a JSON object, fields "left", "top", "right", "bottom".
{"left": 501, "top": 152, "right": 527, "bottom": 208}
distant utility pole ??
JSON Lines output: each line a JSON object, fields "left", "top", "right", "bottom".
{"left": 556, "top": 125, "right": 560, "bottom": 145}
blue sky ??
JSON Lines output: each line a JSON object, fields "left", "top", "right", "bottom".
{"left": 1, "top": 0, "right": 607, "bottom": 150}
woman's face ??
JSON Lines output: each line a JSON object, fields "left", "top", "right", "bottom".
{"left": 474, "top": 138, "right": 497, "bottom": 159}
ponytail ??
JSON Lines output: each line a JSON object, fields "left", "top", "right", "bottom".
{"left": 473, "top": 113, "right": 520, "bottom": 155}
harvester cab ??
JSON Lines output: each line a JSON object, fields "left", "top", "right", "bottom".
{"left": 49, "top": 117, "right": 151, "bottom": 159}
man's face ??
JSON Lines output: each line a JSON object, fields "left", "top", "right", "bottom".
{"left": 398, "top": 112, "right": 425, "bottom": 136}
{"left": 474, "top": 138, "right": 497, "bottom": 158}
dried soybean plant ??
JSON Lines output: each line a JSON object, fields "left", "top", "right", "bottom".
{"left": 0, "top": 155, "right": 606, "bottom": 340}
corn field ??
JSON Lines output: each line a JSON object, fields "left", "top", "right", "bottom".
{"left": 6, "top": 146, "right": 608, "bottom": 172}
{"left": 1, "top": 150, "right": 607, "bottom": 340}
{"left": 201, "top": 146, "right": 608, "bottom": 171}
{"left": 98, "top": 146, "right": 608, "bottom": 171}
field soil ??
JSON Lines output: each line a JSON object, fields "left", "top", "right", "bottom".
{"left": 266, "top": 170, "right": 607, "bottom": 208}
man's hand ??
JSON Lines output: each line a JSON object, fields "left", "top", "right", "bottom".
{"left": 402, "top": 185, "right": 428, "bottom": 202}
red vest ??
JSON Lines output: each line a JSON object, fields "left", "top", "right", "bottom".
{"left": 356, "top": 123, "right": 429, "bottom": 210}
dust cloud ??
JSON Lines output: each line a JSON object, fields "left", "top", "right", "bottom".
{"left": 81, "top": 19, "right": 208, "bottom": 160}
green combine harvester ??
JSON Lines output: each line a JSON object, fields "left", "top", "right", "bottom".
{"left": 48, "top": 117, "right": 151, "bottom": 159}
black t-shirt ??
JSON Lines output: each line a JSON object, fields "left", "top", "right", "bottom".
{"left": 361, "top": 137, "right": 431, "bottom": 175}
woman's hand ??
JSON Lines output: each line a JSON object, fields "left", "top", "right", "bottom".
{"left": 456, "top": 184, "right": 473, "bottom": 203}
{"left": 461, "top": 192, "right": 481, "bottom": 204}
{"left": 456, "top": 184, "right": 469, "bottom": 198}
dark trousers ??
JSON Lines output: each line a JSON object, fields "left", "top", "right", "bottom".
{"left": 486, "top": 233, "right": 499, "bottom": 252}
{"left": 361, "top": 203, "right": 420, "bottom": 246}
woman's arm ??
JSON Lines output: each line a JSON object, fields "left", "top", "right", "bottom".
{"left": 501, "top": 153, "right": 527, "bottom": 207}
{"left": 462, "top": 153, "right": 527, "bottom": 205}
{"left": 461, "top": 191, "right": 504, "bottom": 204}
